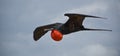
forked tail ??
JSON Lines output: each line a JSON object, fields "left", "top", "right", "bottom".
{"left": 83, "top": 28, "right": 112, "bottom": 31}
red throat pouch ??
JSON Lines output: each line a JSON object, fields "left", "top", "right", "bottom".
{"left": 51, "top": 29, "right": 63, "bottom": 41}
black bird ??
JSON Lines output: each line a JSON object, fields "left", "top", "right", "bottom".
{"left": 33, "top": 13, "right": 112, "bottom": 41}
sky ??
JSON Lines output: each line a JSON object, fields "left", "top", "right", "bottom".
{"left": 0, "top": 0, "right": 120, "bottom": 56}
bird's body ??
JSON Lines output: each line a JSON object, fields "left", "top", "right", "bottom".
{"left": 33, "top": 13, "right": 112, "bottom": 41}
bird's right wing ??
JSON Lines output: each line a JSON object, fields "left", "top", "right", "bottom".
{"left": 64, "top": 13, "right": 105, "bottom": 27}
{"left": 33, "top": 23, "right": 62, "bottom": 41}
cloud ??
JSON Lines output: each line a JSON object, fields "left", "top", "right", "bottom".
{"left": 0, "top": 32, "right": 45, "bottom": 56}
{"left": 63, "top": 44, "right": 119, "bottom": 56}
{"left": 79, "top": 44, "right": 119, "bottom": 56}
{"left": 65, "top": 1, "right": 108, "bottom": 15}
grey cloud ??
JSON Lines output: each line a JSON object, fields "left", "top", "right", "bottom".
{"left": 79, "top": 44, "right": 119, "bottom": 56}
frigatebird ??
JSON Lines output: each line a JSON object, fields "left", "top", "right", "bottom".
{"left": 33, "top": 13, "right": 112, "bottom": 41}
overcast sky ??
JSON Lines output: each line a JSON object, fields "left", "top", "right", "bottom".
{"left": 0, "top": 0, "right": 120, "bottom": 56}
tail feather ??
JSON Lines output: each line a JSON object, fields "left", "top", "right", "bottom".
{"left": 83, "top": 28, "right": 112, "bottom": 31}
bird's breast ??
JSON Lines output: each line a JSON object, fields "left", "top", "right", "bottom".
{"left": 51, "top": 29, "right": 63, "bottom": 41}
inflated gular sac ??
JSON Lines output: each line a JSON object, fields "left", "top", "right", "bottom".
{"left": 51, "top": 29, "right": 63, "bottom": 41}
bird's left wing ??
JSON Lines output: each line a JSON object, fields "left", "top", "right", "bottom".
{"left": 33, "top": 23, "right": 62, "bottom": 41}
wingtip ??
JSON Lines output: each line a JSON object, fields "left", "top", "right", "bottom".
{"left": 64, "top": 13, "right": 108, "bottom": 19}
{"left": 34, "top": 39, "right": 38, "bottom": 41}
{"left": 97, "top": 17, "right": 108, "bottom": 19}
{"left": 107, "top": 30, "right": 112, "bottom": 31}
{"left": 33, "top": 36, "right": 38, "bottom": 41}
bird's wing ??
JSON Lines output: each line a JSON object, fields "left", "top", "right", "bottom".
{"left": 64, "top": 13, "right": 105, "bottom": 27}
{"left": 33, "top": 23, "right": 61, "bottom": 41}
